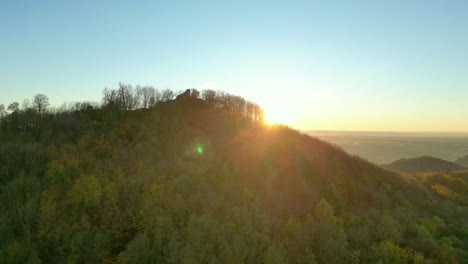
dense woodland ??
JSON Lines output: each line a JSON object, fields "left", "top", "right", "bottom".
{"left": 0, "top": 84, "right": 467, "bottom": 263}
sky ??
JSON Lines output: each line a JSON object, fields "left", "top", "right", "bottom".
{"left": 1, "top": 0, "right": 468, "bottom": 131}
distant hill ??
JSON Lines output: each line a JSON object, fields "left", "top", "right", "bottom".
{"left": 383, "top": 156, "right": 466, "bottom": 173}
{"left": 455, "top": 154, "right": 468, "bottom": 167}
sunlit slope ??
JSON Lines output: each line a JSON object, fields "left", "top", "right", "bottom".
{"left": 1, "top": 95, "right": 467, "bottom": 263}
{"left": 409, "top": 171, "right": 468, "bottom": 206}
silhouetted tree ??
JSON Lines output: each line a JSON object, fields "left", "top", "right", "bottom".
{"left": 118, "top": 83, "right": 135, "bottom": 110}
{"left": 201, "top": 89, "right": 217, "bottom": 105}
{"left": 32, "top": 94, "right": 49, "bottom": 114}
{"left": 151, "top": 89, "right": 162, "bottom": 107}
{"left": 7, "top": 102, "right": 19, "bottom": 112}
{"left": 131, "top": 85, "right": 142, "bottom": 109}
{"left": 137, "top": 86, "right": 156, "bottom": 108}
{"left": 161, "top": 89, "right": 174, "bottom": 102}
{"left": 102, "top": 87, "right": 119, "bottom": 107}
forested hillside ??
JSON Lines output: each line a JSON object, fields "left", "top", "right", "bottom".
{"left": 0, "top": 85, "right": 467, "bottom": 263}
{"left": 383, "top": 156, "right": 466, "bottom": 174}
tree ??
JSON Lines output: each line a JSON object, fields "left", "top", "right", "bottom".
{"left": 137, "top": 86, "right": 157, "bottom": 108}
{"left": 102, "top": 87, "right": 119, "bottom": 107}
{"left": 263, "top": 245, "right": 286, "bottom": 264}
{"left": 0, "top": 104, "right": 6, "bottom": 118}
{"left": 161, "top": 89, "right": 174, "bottom": 102}
{"left": 373, "top": 214, "right": 402, "bottom": 243}
{"left": 22, "top": 99, "right": 30, "bottom": 110}
{"left": 314, "top": 198, "right": 341, "bottom": 225}
{"left": 151, "top": 89, "right": 162, "bottom": 107}
{"left": 368, "top": 241, "right": 433, "bottom": 264}
{"left": 32, "top": 94, "right": 49, "bottom": 114}
{"left": 7, "top": 102, "right": 19, "bottom": 112}
{"left": 202, "top": 89, "right": 217, "bottom": 106}
{"left": 118, "top": 83, "right": 134, "bottom": 110}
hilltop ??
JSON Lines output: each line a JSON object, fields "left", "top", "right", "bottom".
{"left": 0, "top": 86, "right": 467, "bottom": 263}
{"left": 383, "top": 156, "right": 466, "bottom": 174}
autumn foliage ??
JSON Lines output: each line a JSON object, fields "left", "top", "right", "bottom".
{"left": 0, "top": 87, "right": 467, "bottom": 263}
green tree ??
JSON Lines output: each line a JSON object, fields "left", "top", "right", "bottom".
{"left": 263, "top": 245, "right": 286, "bottom": 264}
{"left": 314, "top": 198, "right": 342, "bottom": 226}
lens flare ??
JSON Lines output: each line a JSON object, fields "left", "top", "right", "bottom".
{"left": 197, "top": 146, "right": 203, "bottom": 154}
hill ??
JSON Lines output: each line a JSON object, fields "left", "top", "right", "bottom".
{"left": 0, "top": 86, "right": 467, "bottom": 263}
{"left": 382, "top": 156, "right": 466, "bottom": 173}
{"left": 455, "top": 154, "right": 468, "bottom": 167}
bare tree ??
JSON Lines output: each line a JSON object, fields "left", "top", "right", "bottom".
{"left": 138, "top": 86, "right": 156, "bottom": 108}
{"left": 32, "top": 94, "right": 50, "bottom": 114}
{"left": 149, "top": 89, "right": 161, "bottom": 107}
{"left": 252, "top": 104, "right": 264, "bottom": 122}
{"left": 131, "top": 85, "right": 142, "bottom": 110}
{"left": 161, "top": 89, "right": 174, "bottom": 102}
{"left": 7, "top": 102, "right": 19, "bottom": 112}
{"left": 202, "top": 89, "right": 217, "bottom": 106}
{"left": 135, "top": 86, "right": 143, "bottom": 108}
{"left": 117, "top": 83, "right": 137, "bottom": 110}
{"left": 102, "top": 87, "right": 118, "bottom": 106}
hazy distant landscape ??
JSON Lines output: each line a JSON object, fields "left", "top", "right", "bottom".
{"left": 308, "top": 131, "right": 468, "bottom": 164}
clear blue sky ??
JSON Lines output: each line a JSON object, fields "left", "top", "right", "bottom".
{"left": 1, "top": 0, "right": 468, "bottom": 131}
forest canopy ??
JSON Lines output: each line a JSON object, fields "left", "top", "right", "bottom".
{"left": 0, "top": 85, "right": 467, "bottom": 263}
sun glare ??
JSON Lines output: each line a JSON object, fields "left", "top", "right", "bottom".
{"left": 264, "top": 107, "right": 292, "bottom": 126}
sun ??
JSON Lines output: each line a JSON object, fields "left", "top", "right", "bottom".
{"left": 264, "top": 106, "right": 292, "bottom": 126}
{"left": 260, "top": 99, "right": 301, "bottom": 127}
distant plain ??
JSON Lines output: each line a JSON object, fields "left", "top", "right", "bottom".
{"left": 307, "top": 131, "right": 468, "bottom": 164}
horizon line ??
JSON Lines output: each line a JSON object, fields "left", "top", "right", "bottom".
{"left": 303, "top": 130, "right": 468, "bottom": 135}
